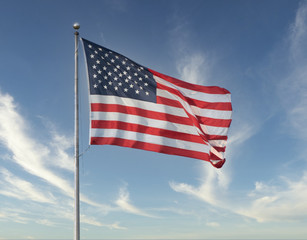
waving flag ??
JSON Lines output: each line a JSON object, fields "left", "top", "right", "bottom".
{"left": 81, "top": 38, "right": 232, "bottom": 168}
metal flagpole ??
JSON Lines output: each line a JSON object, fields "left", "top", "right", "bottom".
{"left": 73, "top": 22, "right": 80, "bottom": 240}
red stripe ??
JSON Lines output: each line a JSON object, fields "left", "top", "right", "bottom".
{"left": 206, "top": 134, "right": 228, "bottom": 141}
{"left": 91, "top": 137, "right": 211, "bottom": 162}
{"left": 185, "top": 98, "right": 232, "bottom": 111}
{"left": 214, "top": 146, "right": 226, "bottom": 152}
{"left": 197, "top": 116, "right": 232, "bottom": 127}
{"left": 150, "top": 68, "right": 231, "bottom": 94}
{"left": 157, "top": 96, "right": 182, "bottom": 108}
{"left": 92, "top": 120, "right": 207, "bottom": 144}
{"left": 91, "top": 103, "right": 192, "bottom": 126}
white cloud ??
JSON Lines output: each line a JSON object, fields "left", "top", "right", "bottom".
{"left": 237, "top": 172, "right": 307, "bottom": 222}
{"left": 81, "top": 215, "right": 126, "bottom": 230}
{"left": 206, "top": 221, "right": 220, "bottom": 227}
{"left": 115, "top": 185, "right": 156, "bottom": 218}
{"left": 0, "top": 91, "right": 74, "bottom": 195}
{"left": 0, "top": 168, "right": 55, "bottom": 204}
{"left": 176, "top": 53, "right": 212, "bottom": 85}
{"left": 0, "top": 90, "right": 112, "bottom": 212}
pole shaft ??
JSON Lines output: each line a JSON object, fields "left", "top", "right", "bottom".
{"left": 74, "top": 30, "right": 80, "bottom": 240}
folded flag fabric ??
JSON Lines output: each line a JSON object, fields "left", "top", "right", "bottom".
{"left": 81, "top": 38, "right": 232, "bottom": 168}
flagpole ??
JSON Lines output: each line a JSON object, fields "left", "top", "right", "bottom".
{"left": 73, "top": 22, "right": 80, "bottom": 240}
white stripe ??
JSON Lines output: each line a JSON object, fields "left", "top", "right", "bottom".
{"left": 91, "top": 128, "right": 210, "bottom": 153}
{"left": 90, "top": 95, "right": 187, "bottom": 118}
{"left": 91, "top": 112, "right": 200, "bottom": 136}
{"left": 191, "top": 105, "right": 232, "bottom": 120}
{"left": 155, "top": 76, "right": 231, "bottom": 103}
{"left": 200, "top": 124, "right": 229, "bottom": 136}
{"left": 208, "top": 139, "right": 227, "bottom": 148}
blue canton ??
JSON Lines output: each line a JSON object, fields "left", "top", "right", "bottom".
{"left": 82, "top": 38, "right": 157, "bottom": 103}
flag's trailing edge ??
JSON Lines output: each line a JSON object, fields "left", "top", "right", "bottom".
{"left": 81, "top": 38, "right": 232, "bottom": 168}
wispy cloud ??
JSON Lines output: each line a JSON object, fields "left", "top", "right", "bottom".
{"left": 0, "top": 90, "right": 74, "bottom": 195}
{"left": 0, "top": 89, "right": 120, "bottom": 229}
{"left": 237, "top": 172, "right": 307, "bottom": 222}
{"left": 115, "top": 185, "right": 156, "bottom": 218}
{"left": 278, "top": 1, "right": 307, "bottom": 140}
{"left": 81, "top": 215, "right": 127, "bottom": 230}
{"left": 0, "top": 90, "right": 112, "bottom": 211}
{"left": 0, "top": 168, "right": 55, "bottom": 204}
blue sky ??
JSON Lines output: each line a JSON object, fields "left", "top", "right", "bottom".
{"left": 1, "top": 0, "right": 307, "bottom": 239}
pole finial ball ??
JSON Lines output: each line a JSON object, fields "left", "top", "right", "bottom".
{"left": 73, "top": 23, "right": 80, "bottom": 30}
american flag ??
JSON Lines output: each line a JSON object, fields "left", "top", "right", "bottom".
{"left": 81, "top": 38, "right": 232, "bottom": 168}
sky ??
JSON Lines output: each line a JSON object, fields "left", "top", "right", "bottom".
{"left": 0, "top": 0, "right": 307, "bottom": 239}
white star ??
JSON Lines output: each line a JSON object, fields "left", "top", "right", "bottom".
{"left": 129, "top": 84, "right": 134, "bottom": 88}
{"left": 119, "top": 73, "right": 123, "bottom": 77}
{"left": 114, "top": 77, "right": 118, "bottom": 81}
{"left": 90, "top": 54, "right": 94, "bottom": 58}
{"left": 122, "top": 61, "right": 126, "bottom": 65}
{"left": 134, "top": 73, "right": 138, "bottom": 76}
{"left": 103, "top": 66, "right": 107, "bottom": 71}
{"left": 94, "top": 50, "right": 98, "bottom": 54}
{"left": 144, "top": 82, "right": 148, "bottom": 86}
{"left": 96, "top": 60, "right": 100, "bottom": 64}
{"left": 88, "top": 44, "right": 92, "bottom": 48}
{"left": 92, "top": 65, "right": 97, "bottom": 69}
{"left": 108, "top": 81, "right": 112, "bottom": 85}
{"left": 104, "top": 85, "right": 107, "bottom": 89}
{"left": 140, "top": 86, "right": 143, "bottom": 90}
{"left": 115, "top": 55, "right": 119, "bottom": 59}
{"left": 135, "top": 90, "right": 139, "bottom": 94}
{"left": 108, "top": 72, "right": 112, "bottom": 76}
{"left": 93, "top": 74, "right": 97, "bottom": 78}
{"left": 104, "top": 75, "right": 108, "bottom": 80}
{"left": 125, "top": 79, "right": 129, "bottom": 83}
{"left": 124, "top": 88, "right": 128, "bottom": 92}
{"left": 93, "top": 84, "right": 98, "bottom": 88}
{"left": 98, "top": 80, "right": 102, "bottom": 83}
{"left": 111, "top": 59, "right": 115, "bottom": 63}
{"left": 98, "top": 70, "right": 102, "bottom": 74}
{"left": 116, "top": 65, "right": 120, "bottom": 69}
{"left": 137, "top": 68, "right": 141, "bottom": 72}
{"left": 118, "top": 82, "right": 122, "bottom": 86}
{"left": 128, "top": 76, "right": 132, "bottom": 80}
{"left": 126, "top": 66, "right": 131, "bottom": 71}
{"left": 144, "top": 75, "right": 148, "bottom": 78}
{"left": 114, "top": 86, "right": 118, "bottom": 91}
{"left": 98, "top": 48, "right": 102, "bottom": 51}
{"left": 139, "top": 77, "right": 142, "bottom": 81}
{"left": 123, "top": 71, "right": 127, "bottom": 75}
{"left": 105, "top": 53, "right": 109, "bottom": 57}
{"left": 145, "top": 91, "right": 149, "bottom": 95}
{"left": 113, "top": 68, "right": 118, "bottom": 72}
